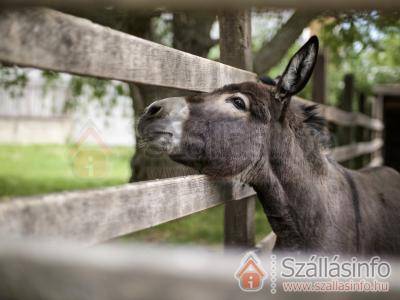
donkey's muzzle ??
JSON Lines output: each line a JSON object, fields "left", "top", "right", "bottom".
{"left": 138, "top": 97, "right": 189, "bottom": 154}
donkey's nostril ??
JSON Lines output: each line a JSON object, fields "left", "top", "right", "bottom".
{"left": 147, "top": 104, "right": 162, "bottom": 117}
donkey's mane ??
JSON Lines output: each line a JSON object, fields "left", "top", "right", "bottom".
{"left": 299, "top": 103, "right": 330, "bottom": 148}
{"left": 260, "top": 76, "right": 329, "bottom": 147}
{"left": 301, "top": 104, "right": 326, "bottom": 133}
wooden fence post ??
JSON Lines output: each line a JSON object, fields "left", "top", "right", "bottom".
{"left": 312, "top": 51, "right": 326, "bottom": 104}
{"left": 219, "top": 9, "right": 255, "bottom": 248}
{"left": 371, "top": 94, "right": 384, "bottom": 165}
{"left": 355, "top": 92, "right": 368, "bottom": 168}
{"left": 337, "top": 74, "right": 355, "bottom": 168}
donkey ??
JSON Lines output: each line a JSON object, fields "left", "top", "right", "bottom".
{"left": 138, "top": 36, "right": 400, "bottom": 255}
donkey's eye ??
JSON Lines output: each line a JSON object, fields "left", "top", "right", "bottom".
{"left": 228, "top": 96, "right": 246, "bottom": 111}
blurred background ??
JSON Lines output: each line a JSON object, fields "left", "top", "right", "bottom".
{"left": 1, "top": 7, "right": 399, "bottom": 246}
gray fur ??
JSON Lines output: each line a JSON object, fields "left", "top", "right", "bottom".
{"left": 138, "top": 38, "right": 400, "bottom": 255}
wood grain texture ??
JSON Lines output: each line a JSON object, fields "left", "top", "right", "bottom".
{"left": 0, "top": 8, "right": 383, "bottom": 131}
{"left": 1, "top": 240, "right": 399, "bottom": 300}
{"left": 0, "top": 240, "right": 261, "bottom": 300}
{"left": 294, "top": 97, "right": 384, "bottom": 131}
{"left": 0, "top": 7, "right": 386, "bottom": 251}
{"left": 219, "top": 10, "right": 252, "bottom": 71}
{"left": 367, "top": 156, "right": 384, "bottom": 168}
{"left": 219, "top": 9, "right": 256, "bottom": 248}
{"left": 0, "top": 8, "right": 256, "bottom": 92}
{"left": 331, "top": 138, "right": 383, "bottom": 162}
{"left": 0, "top": 175, "right": 254, "bottom": 244}
{"left": 374, "top": 84, "right": 400, "bottom": 96}
{"left": 254, "top": 11, "right": 319, "bottom": 75}
{"left": 224, "top": 198, "right": 256, "bottom": 248}
{"left": 371, "top": 95, "right": 384, "bottom": 164}
{"left": 354, "top": 93, "right": 369, "bottom": 168}
{"left": 1, "top": 0, "right": 398, "bottom": 10}
{"left": 0, "top": 137, "right": 382, "bottom": 245}
{"left": 255, "top": 232, "right": 276, "bottom": 254}
{"left": 337, "top": 74, "right": 356, "bottom": 168}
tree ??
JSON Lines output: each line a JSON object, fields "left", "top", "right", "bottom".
{"left": 0, "top": 8, "right": 322, "bottom": 182}
{"left": 254, "top": 11, "right": 320, "bottom": 74}
{"left": 319, "top": 11, "right": 400, "bottom": 104}
{"left": 129, "top": 11, "right": 217, "bottom": 181}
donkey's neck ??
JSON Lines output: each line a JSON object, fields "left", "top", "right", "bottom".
{"left": 248, "top": 121, "right": 330, "bottom": 251}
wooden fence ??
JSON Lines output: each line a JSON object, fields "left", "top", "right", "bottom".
{"left": 0, "top": 6, "right": 384, "bottom": 246}
{"left": 1, "top": 239, "right": 400, "bottom": 300}
{"left": 0, "top": 5, "right": 387, "bottom": 299}
{"left": 1, "top": 0, "right": 399, "bottom": 10}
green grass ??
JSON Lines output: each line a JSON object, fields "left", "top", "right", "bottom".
{"left": 0, "top": 144, "right": 133, "bottom": 198}
{"left": 125, "top": 201, "right": 271, "bottom": 246}
{"left": 0, "top": 144, "right": 271, "bottom": 245}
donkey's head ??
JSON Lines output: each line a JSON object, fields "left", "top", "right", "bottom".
{"left": 138, "top": 36, "right": 319, "bottom": 178}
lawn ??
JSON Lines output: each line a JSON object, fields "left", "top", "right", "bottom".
{"left": 0, "top": 144, "right": 271, "bottom": 245}
{"left": 0, "top": 144, "right": 133, "bottom": 198}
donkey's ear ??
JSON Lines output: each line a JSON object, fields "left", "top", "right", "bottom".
{"left": 276, "top": 36, "right": 319, "bottom": 98}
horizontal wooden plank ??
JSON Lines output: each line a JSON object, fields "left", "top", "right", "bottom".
{"left": 255, "top": 232, "right": 276, "bottom": 254}
{"left": 331, "top": 138, "right": 383, "bottom": 162}
{"left": 374, "top": 84, "right": 400, "bottom": 96}
{"left": 1, "top": 0, "right": 398, "bottom": 10}
{"left": 354, "top": 111, "right": 384, "bottom": 131}
{"left": 323, "top": 106, "right": 384, "bottom": 131}
{"left": 0, "top": 8, "right": 383, "bottom": 131}
{"left": 0, "top": 8, "right": 256, "bottom": 92}
{"left": 0, "top": 175, "right": 254, "bottom": 244}
{"left": 367, "top": 155, "right": 384, "bottom": 168}
{"left": 0, "top": 240, "right": 399, "bottom": 300}
{"left": 0, "top": 240, "right": 258, "bottom": 300}
{"left": 294, "top": 97, "right": 384, "bottom": 131}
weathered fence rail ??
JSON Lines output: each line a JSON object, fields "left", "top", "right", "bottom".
{"left": 0, "top": 8, "right": 255, "bottom": 92}
{"left": 296, "top": 97, "right": 383, "bottom": 130}
{"left": 0, "top": 135, "right": 382, "bottom": 245}
{"left": 0, "top": 5, "right": 390, "bottom": 298}
{"left": 0, "top": 7, "right": 384, "bottom": 247}
{"left": 0, "top": 240, "right": 399, "bottom": 300}
{"left": 331, "top": 138, "right": 383, "bottom": 163}
{"left": 1, "top": 0, "right": 399, "bottom": 10}
{"left": 0, "top": 176, "right": 253, "bottom": 244}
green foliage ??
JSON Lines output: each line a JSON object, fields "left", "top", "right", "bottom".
{"left": 0, "top": 65, "right": 28, "bottom": 98}
{"left": 260, "top": 11, "right": 400, "bottom": 105}
{"left": 265, "top": 40, "right": 313, "bottom": 99}
{"left": 61, "top": 76, "right": 130, "bottom": 115}
{"left": 251, "top": 10, "right": 293, "bottom": 53}
{"left": 0, "top": 65, "right": 130, "bottom": 118}
{"left": 320, "top": 11, "right": 400, "bottom": 105}
{"left": 151, "top": 13, "right": 173, "bottom": 46}
{"left": 41, "top": 70, "right": 60, "bottom": 95}
{"left": 3, "top": 11, "right": 399, "bottom": 114}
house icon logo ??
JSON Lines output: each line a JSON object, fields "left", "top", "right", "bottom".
{"left": 235, "top": 252, "right": 267, "bottom": 292}
{"left": 69, "top": 122, "right": 110, "bottom": 178}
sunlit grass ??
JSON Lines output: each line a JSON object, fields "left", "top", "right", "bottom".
{"left": 0, "top": 144, "right": 132, "bottom": 198}
{"left": 126, "top": 202, "right": 271, "bottom": 246}
{"left": 0, "top": 144, "right": 271, "bottom": 245}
